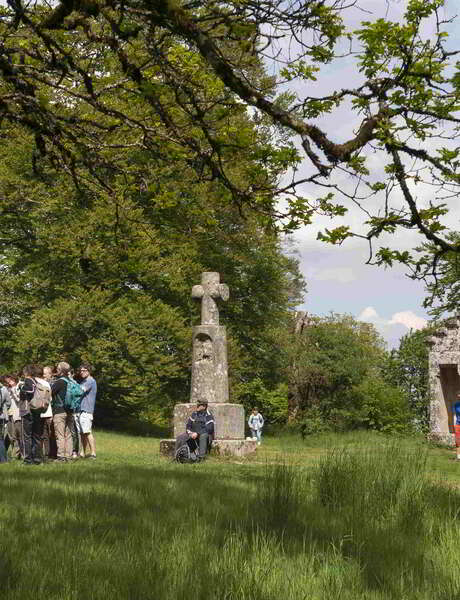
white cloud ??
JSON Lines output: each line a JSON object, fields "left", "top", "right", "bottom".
{"left": 357, "top": 306, "right": 427, "bottom": 347}
{"left": 389, "top": 311, "right": 427, "bottom": 331}
{"left": 358, "top": 306, "right": 380, "bottom": 321}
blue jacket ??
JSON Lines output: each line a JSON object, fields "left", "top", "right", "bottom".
{"left": 454, "top": 401, "right": 460, "bottom": 426}
{"left": 186, "top": 409, "right": 215, "bottom": 438}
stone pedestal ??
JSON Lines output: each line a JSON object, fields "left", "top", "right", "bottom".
{"left": 160, "top": 402, "right": 257, "bottom": 458}
{"left": 427, "top": 432, "right": 455, "bottom": 447}
{"left": 160, "top": 438, "right": 257, "bottom": 458}
{"left": 173, "top": 403, "right": 244, "bottom": 439}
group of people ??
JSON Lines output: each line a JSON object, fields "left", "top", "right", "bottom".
{"left": 0, "top": 361, "right": 97, "bottom": 465}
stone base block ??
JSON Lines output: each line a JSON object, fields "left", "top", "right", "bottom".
{"left": 174, "top": 403, "right": 245, "bottom": 440}
{"left": 212, "top": 439, "right": 257, "bottom": 457}
{"left": 427, "top": 432, "right": 455, "bottom": 447}
{"left": 159, "top": 438, "right": 257, "bottom": 458}
{"left": 159, "top": 439, "right": 176, "bottom": 457}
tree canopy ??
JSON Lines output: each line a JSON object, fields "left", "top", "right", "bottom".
{"left": 0, "top": 0, "right": 457, "bottom": 427}
{"left": 0, "top": 0, "right": 459, "bottom": 285}
{"left": 0, "top": 107, "right": 304, "bottom": 423}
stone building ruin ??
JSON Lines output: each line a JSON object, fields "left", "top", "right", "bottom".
{"left": 427, "top": 314, "right": 460, "bottom": 445}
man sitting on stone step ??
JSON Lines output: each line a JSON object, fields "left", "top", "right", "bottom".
{"left": 185, "top": 400, "right": 215, "bottom": 459}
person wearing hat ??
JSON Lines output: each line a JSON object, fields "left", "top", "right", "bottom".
{"left": 186, "top": 400, "right": 215, "bottom": 459}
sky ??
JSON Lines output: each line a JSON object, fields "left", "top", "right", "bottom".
{"left": 275, "top": 0, "right": 460, "bottom": 348}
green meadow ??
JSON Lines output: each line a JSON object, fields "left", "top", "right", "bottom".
{"left": 1, "top": 431, "right": 460, "bottom": 600}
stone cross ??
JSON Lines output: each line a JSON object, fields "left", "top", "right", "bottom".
{"left": 191, "top": 272, "right": 229, "bottom": 325}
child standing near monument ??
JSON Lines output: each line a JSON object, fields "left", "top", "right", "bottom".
{"left": 248, "top": 407, "right": 264, "bottom": 445}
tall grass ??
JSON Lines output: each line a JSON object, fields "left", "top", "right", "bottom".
{"left": 0, "top": 431, "right": 460, "bottom": 599}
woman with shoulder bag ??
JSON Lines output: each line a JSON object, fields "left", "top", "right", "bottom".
{"left": 19, "top": 364, "right": 47, "bottom": 465}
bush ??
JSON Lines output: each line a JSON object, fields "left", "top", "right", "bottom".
{"left": 295, "top": 376, "right": 411, "bottom": 435}
{"left": 234, "top": 378, "right": 288, "bottom": 425}
{"left": 296, "top": 406, "right": 332, "bottom": 436}
{"left": 345, "top": 375, "right": 412, "bottom": 432}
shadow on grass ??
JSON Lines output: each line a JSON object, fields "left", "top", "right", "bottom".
{"left": 98, "top": 417, "right": 170, "bottom": 438}
{"left": 1, "top": 448, "right": 460, "bottom": 599}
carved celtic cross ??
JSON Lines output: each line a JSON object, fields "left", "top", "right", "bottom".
{"left": 191, "top": 272, "right": 229, "bottom": 325}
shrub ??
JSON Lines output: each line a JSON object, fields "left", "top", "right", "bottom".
{"left": 296, "top": 406, "right": 332, "bottom": 436}
{"left": 234, "top": 378, "right": 288, "bottom": 425}
{"left": 345, "top": 375, "right": 412, "bottom": 432}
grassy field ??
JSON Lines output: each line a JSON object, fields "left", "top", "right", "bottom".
{"left": 1, "top": 430, "right": 460, "bottom": 599}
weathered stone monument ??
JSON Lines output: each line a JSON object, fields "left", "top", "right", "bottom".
{"left": 190, "top": 272, "right": 230, "bottom": 405}
{"left": 160, "top": 272, "right": 257, "bottom": 457}
{"left": 427, "top": 314, "right": 460, "bottom": 445}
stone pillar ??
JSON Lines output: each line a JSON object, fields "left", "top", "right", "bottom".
{"left": 190, "top": 325, "right": 229, "bottom": 404}
{"left": 190, "top": 272, "right": 229, "bottom": 404}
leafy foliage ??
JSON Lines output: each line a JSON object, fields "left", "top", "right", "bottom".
{"left": 0, "top": 0, "right": 457, "bottom": 283}
{"left": 288, "top": 314, "right": 412, "bottom": 433}
{"left": 383, "top": 328, "right": 432, "bottom": 430}
{"left": 0, "top": 111, "right": 304, "bottom": 424}
{"left": 342, "top": 375, "right": 412, "bottom": 433}
{"left": 422, "top": 234, "right": 460, "bottom": 316}
{"left": 234, "top": 378, "right": 288, "bottom": 427}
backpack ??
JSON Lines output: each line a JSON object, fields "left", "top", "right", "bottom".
{"left": 174, "top": 437, "right": 200, "bottom": 464}
{"left": 60, "top": 377, "right": 84, "bottom": 412}
{"left": 29, "top": 379, "right": 51, "bottom": 413}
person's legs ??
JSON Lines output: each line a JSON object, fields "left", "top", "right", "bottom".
{"left": 49, "top": 420, "right": 57, "bottom": 459}
{"left": 81, "top": 432, "right": 96, "bottom": 457}
{"left": 0, "top": 438, "right": 7, "bottom": 462}
{"left": 80, "top": 413, "right": 96, "bottom": 457}
{"left": 53, "top": 413, "right": 67, "bottom": 461}
{"left": 75, "top": 413, "right": 85, "bottom": 457}
{"left": 198, "top": 432, "right": 209, "bottom": 458}
{"left": 64, "top": 413, "right": 73, "bottom": 459}
{"left": 5, "top": 420, "right": 12, "bottom": 456}
{"left": 256, "top": 429, "right": 261, "bottom": 444}
{"left": 81, "top": 432, "right": 88, "bottom": 455}
{"left": 87, "top": 433, "right": 96, "bottom": 456}
{"left": 31, "top": 412, "right": 44, "bottom": 463}
{"left": 22, "top": 414, "right": 33, "bottom": 463}
{"left": 41, "top": 417, "right": 51, "bottom": 459}
{"left": 455, "top": 424, "right": 460, "bottom": 459}
{"left": 0, "top": 422, "right": 7, "bottom": 462}
{"left": 13, "top": 420, "right": 23, "bottom": 458}
{"left": 70, "top": 413, "right": 79, "bottom": 457}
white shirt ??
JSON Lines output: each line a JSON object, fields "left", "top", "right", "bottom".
{"left": 36, "top": 377, "right": 53, "bottom": 418}
{"left": 248, "top": 413, "right": 264, "bottom": 430}
{"left": 7, "top": 384, "right": 21, "bottom": 422}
